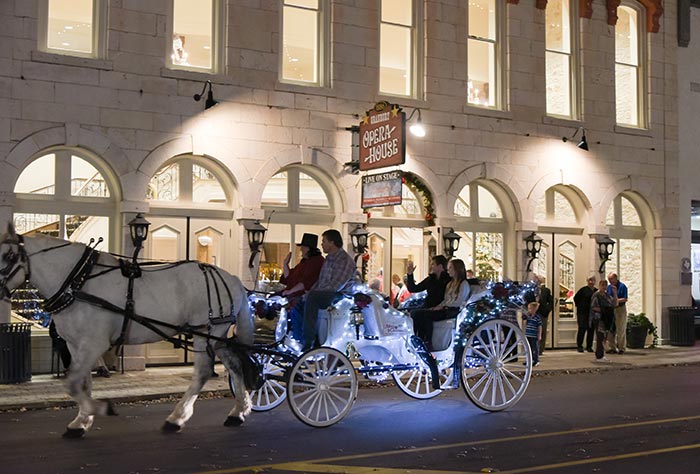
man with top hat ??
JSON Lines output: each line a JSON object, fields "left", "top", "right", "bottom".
{"left": 279, "top": 233, "right": 325, "bottom": 341}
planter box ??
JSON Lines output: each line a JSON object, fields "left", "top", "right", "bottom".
{"left": 627, "top": 326, "right": 648, "bottom": 349}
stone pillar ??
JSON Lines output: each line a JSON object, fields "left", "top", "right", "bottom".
{"left": 0, "top": 192, "right": 16, "bottom": 323}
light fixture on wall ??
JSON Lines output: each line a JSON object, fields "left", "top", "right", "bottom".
{"left": 562, "top": 127, "right": 588, "bottom": 151}
{"left": 197, "top": 235, "right": 213, "bottom": 247}
{"left": 128, "top": 213, "right": 151, "bottom": 260}
{"left": 442, "top": 228, "right": 461, "bottom": 259}
{"left": 193, "top": 80, "right": 218, "bottom": 109}
{"left": 524, "top": 231, "right": 543, "bottom": 273}
{"left": 245, "top": 220, "right": 267, "bottom": 268}
{"left": 406, "top": 108, "right": 426, "bottom": 137}
{"left": 350, "top": 224, "right": 370, "bottom": 282}
{"left": 596, "top": 235, "right": 615, "bottom": 274}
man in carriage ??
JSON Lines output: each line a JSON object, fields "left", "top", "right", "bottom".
{"left": 300, "top": 229, "right": 358, "bottom": 351}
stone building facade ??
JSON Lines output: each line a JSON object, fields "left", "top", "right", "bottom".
{"left": 0, "top": 0, "right": 684, "bottom": 371}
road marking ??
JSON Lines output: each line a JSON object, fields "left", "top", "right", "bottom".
{"left": 197, "top": 414, "right": 700, "bottom": 474}
{"left": 497, "top": 442, "right": 700, "bottom": 473}
{"left": 270, "top": 462, "right": 471, "bottom": 473}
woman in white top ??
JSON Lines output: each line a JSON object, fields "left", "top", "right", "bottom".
{"left": 411, "top": 258, "right": 470, "bottom": 350}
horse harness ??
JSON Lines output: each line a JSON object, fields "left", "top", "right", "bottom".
{"left": 9, "top": 237, "right": 242, "bottom": 354}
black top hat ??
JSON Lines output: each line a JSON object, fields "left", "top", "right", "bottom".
{"left": 297, "top": 233, "right": 318, "bottom": 248}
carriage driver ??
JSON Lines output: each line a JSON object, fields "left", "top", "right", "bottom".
{"left": 300, "top": 229, "right": 358, "bottom": 351}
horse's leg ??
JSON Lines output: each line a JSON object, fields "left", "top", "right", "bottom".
{"left": 214, "top": 342, "right": 251, "bottom": 427}
{"left": 62, "top": 343, "right": 116, "bottom": 438}
{"left": 163, "top": 336, "right": 211, "bottom": 433}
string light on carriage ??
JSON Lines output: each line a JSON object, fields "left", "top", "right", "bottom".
{"left": 245, "top": 219, "right": 267, "bottom": 268}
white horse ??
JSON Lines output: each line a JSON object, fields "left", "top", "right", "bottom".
{"left": 0, "top": 224, "right": 254, "bottom": 438}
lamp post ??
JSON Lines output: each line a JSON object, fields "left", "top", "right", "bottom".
{"left": 596, "top": 235, "right": 615, "bottom": 275}
{"left": 245, "top": 220, "right": 267, "bottom": 268}
{"left": 442, "top": 228, "right": 461, "bottom": 258}
{"left": 524, "top": 231, "right": 543, "bottom": 274}
{"left": 350, "top": 225, "right": 369, "bottom": 282}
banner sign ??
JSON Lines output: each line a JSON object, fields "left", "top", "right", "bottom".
{"left": 361, "top": 170, "right": 402, "bottom": 208}
{"left": 359, "top": 102, "right": 406, "bottom": 171}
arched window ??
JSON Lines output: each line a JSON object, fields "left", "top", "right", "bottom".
{"left": 14, "top": 149, "right": 117, "bottom": 247}
{"left": 452, "top": 181, "right": 508, "bottom": 281}
{"left": 146, "top": 157, "right": 229, "bottom": 206}
{"left": 259, "top": 167, "right": 336, "bottom": 291}
{"left": 12, "top": 148, "right": 118, "bottom": 327}
{"left": 605, "top": 193, "right": 646, "bottom": 315}
{"left": 535, "top": 188, "right": 577, "bottom": 224}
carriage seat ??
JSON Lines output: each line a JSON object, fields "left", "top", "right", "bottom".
{"left": 432, "top": 318, "right": 456, "bottom": 352}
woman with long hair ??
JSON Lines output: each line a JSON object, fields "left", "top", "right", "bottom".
{"left": 411, "top": 258, "right": 471, "bottom": 351}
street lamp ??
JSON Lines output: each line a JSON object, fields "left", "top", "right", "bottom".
{"left": 596, "top": 235, "right": 615, "bottom": 274}
{"left": 524, "top": 231, "right": 543, "bottom": 273}
{"left": 442, "top": 228, "right": 461, "bottom": 258}
{"left": 245, "top": 220, "right": 267, "bottom": 268}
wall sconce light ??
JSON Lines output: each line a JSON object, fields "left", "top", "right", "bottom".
{"left": 128, "top": 213, "right": 151, "bottom": 256}
{"left": 350, "top": 224, "right": 369, "bottom": 255}
{"left": 524, "top": 231, "right": 543, "bottom": 273}
{"left": 245, "top": 220, "right": 267, "bottom": 268}
{"left": 193, "top": 80, "right": 218, "bottom": 109}
{"left": 596, "top": 235, "right": 615, "bottom": 274}
{"left": 197, "top": 235, "right": 213, "bottom": 247}
{"left": 562, "top": 127, "right": 588, "bottom": 151}
{"left": 442, "top": 228, "right": 461, "bottom": 259}
{"left": 406, "top": 108, "right": 426, "bottom": 137}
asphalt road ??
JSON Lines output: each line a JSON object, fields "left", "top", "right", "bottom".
{"left": 2, "top": 365, "right": 700, "bottom": 474}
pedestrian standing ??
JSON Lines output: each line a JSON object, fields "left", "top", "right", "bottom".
{"left": 606, "top": 272, "right": 629, "bottom": 354}
{"left": 591, "top": 279, "right": 618, "bottom": 362}
{"left": 573, "top": 275, "right": 597, "bottom": 352}
{"left": 522, "top": 302, "right": 542, "bottom": 366}
{"left": 536, "top": 275, "right": 553, "bottom": 356}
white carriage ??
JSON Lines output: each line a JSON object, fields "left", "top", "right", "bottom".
{"left": 238, "top": 281, "right": 534, "bottom": 427}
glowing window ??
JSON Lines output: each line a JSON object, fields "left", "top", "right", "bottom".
{"left": 192, "top": 164, "right": 225, "bottom": 203}
{"left": 380, "top": 0, "right": 415, "bottom": 97}
{"left": 46, "top": 0, "right": 94, "bottom": 55}
{"left": 282, "top": 0, "right": 322, "bottom": 85}
{"left": 545, "top": 0, "right": 573, "bottom": 117}
{"left": 299, "top": 172, "right": 329, "bottom": 208}
{"left": 615, "top": 6, "right": 641, "bottom": 126}
{"left": 171, "top": 0, "right": 217, "bottom": 71}
{"left": 478, "top": 185, "right": 502, "bottom": 218}
{"left": 15, "top": 154, "right": 56, "bottom": 195}
{"left": 468, "top": 0, "right": 499, "bottom": 108}
{"left": 147, "top": 163, "right": 179, "bottom": 201}
{"left": 262, "top": 172, "right": 289, "bottom": 207}
{"left": 71, "top": 156, "right": 110, "bottom": 197}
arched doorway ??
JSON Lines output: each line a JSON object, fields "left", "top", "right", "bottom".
{"left": 532, "top": 185, "right": 588, "bottom": 349}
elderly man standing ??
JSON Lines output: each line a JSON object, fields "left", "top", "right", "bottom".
{"left": 573, "top": 275, "right": 597, "bottom": 353}
{"left": 301, "top": 229, "right": 357, "bottom": 351}
{"left": 606, "top": 272, "right": 629, "bottom": 354}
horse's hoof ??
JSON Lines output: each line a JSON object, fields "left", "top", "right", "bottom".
{"left": 223, "top": 416, "right": 244, "bottom": 427}
{"left": 161, "top": 421, "right": 182, "bottom": 433}
{"left": 62, "top": 428, "right": 86, "bottom": 439}
{"left": 105, "top": 400, "right": 118, "bottom": 416}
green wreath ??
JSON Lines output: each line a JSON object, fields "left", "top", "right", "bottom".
{"left": 403, "top": 172, "right": 436, "bottom": 226}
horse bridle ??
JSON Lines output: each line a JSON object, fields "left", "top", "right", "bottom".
{"left": 0, "top": 234, "right": 30, "bottom": 300}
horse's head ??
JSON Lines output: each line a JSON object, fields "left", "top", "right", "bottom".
{"left": 0, "top": 223, "right": 30, "bottom": 299}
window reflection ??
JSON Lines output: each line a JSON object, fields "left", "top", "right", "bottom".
{"left": 171, "top": 0, "right": 214, "bottom": 70}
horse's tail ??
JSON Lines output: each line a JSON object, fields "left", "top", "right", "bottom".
{"left": 234, "top": 281, "right": 254, "bottom": 346}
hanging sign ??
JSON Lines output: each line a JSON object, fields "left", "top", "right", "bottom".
{"left": 361, "top": 170, "right": 403, "bottom": 209}
{"left": 359, "top": 101, "right": 406, "bottom": 171}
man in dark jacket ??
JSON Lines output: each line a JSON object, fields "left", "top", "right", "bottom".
{"left": 404, "top": 255, "right": 450, "bottom": 309}
{"left": 573, "top": 275, "right": 597, "bottom": 352}
{"left": 536, "top": 275, "right": 553, "bottom": 356}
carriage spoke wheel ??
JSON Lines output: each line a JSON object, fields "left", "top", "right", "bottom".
{"left": 287, "top": 347, "right": 358, "bottom": 428}
{"left": 461, "top": 319, "right": 532, "bottom": 411}
{"left": 392, "top": 356, "right": 452, "bottom": 400}
{"left": 228, "top": 353, "right": 290, "bottom": 411}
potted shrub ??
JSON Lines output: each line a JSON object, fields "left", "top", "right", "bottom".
{"left": 626, "top": 312, "right": 657, "bottom": 349}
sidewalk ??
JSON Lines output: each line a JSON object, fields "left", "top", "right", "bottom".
{"left": 1, "top": 344, "right": 699, "bottom": 412}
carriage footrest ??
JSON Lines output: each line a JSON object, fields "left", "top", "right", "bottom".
{"left": 409, "top": 335, "right": 441, "bottom": 390}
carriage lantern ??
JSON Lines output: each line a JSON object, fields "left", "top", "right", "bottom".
{"left": 128, "top": 213, "right": 151, "bottom": 252}
{"left": 596, "top": 235, "right": 615, "bottom": 274}
{"left": 245, "top": 220, "right": 267, "bottom": 268}
{"left": 442, "top": 228, "right": 461, "bottom": 258}
{"left": 523, "top": 231, "right": 543, "bottom": 273}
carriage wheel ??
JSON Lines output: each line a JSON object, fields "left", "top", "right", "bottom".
{"left": 392, "top": 357, "right": 452, "bottom": 400}
{"left": 461, "top": 319, "right": 532, "bottom": 411}
{"left": 287, "top": 347, "right": 358, "bottom": 428}
{"left": 228, "top": 353, "right": 289, "bottom": 411}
